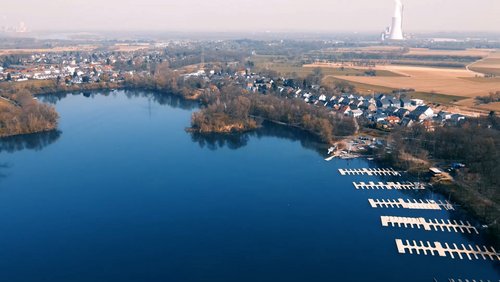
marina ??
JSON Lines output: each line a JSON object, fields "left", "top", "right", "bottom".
{"left": 381, "top": 216, "right": 479, "bottom": 234}
{"left": 368, "top": 198, "right": 454, "bottom": 210}
{"left": 353, "top": 181, "right": 425, "bottom": 190}
{"left": 447, "top": 279, "right": 498, "bottom": 282}
{"left": 338, "top": 168, "right": 401, "bottom": 176}
{"left": 395, "top": 239, "right": 500, "bottom": 261}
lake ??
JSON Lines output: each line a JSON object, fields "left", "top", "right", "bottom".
{"left": 0, "top": 90, "right": 498, "bottom": 281}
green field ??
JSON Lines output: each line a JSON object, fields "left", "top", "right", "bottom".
{"left": 251, "top": 55, "right": 403, "bottom": 78}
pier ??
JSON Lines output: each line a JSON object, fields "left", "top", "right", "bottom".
{"left": 338, "top": 168, "right": 401, "bottom": 176}
{"left": 448, "top": 279, "right": 497, "bottom": 282}
{"left": 368, "top": 198, "right": 454, "bottom": 210}
{"left": 353, "top": 181, "right": 425, "bottom": 190}
{"left": 395, "top": 239, "right": 500, "bottom": 261}
{"left": 381, "top": 216, "right": 478, "bottom": 234}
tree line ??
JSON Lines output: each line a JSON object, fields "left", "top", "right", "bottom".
{"left": 0, "top": 89, "right": 58, "bottom": 137}
{"left": 379, "top": 116, "right": 500, "bottom": 235}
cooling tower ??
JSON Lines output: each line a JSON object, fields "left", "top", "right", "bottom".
{"left": 388, "top": 0, "right": 404, "bottom": 40}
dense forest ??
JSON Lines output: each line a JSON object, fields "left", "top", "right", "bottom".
{"left": 191, "top": 88, "right": 356, "bottom": 143}
{"left": 0, "top": 90, "right": 58, "bottom": 137}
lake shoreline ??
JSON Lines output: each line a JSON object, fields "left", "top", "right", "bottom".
{"left": 2, "top": 88, "right": 499, "bottom": 245}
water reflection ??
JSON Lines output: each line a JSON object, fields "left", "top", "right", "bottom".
{"left": 0, "top": 130, "right": 61, "bottom": 154}
{"left": 39, "top": 89, "right": 199, "bottom": 111}
{"left": 190, "top": 132, "right": 250, "bottom": 150}
{"left": 0, "top": 130, "right": 61, "bottom": 180}
{"left": 126, "top": 90, "right": 199, "bottom": 111}
{"left": 190, "top": 121, "right": 327, "bottom": 156}
{"left": 39, "top": 90, "right": 116, "bottom": 104}
{"left": 0, "top": 163, "right": 8, "bottom": 179}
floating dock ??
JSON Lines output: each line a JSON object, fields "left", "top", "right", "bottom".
{"left": 395, "top": 239, "right": 500, "bottom": 261}
{"left": 368, "top": 198, "right": 454, "bottom": 210}
{"left": 338, "top": 168, "right": 401, "bottom": 176}
{"left": 353, "top": 181, "right": 425, "bottom": 190}
{"left": 381, "top": 216, "right": 478, "bottom": 234}
{"left": 448, "top": 279, "right": 498, "bottom": 282}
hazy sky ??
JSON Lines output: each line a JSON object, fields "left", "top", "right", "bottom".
{"left": 2, "top": 0, "right": 499, "bottom": 32}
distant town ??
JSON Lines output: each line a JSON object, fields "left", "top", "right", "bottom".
{"left": 0, "top": 41, "right": 479, "bottom": 132}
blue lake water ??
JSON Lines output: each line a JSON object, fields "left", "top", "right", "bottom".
{"left": 0, "top": 91, "right": 498, "bottom": 281}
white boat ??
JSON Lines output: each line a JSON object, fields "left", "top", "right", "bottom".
{"left": 325, "top": 155, "right": 335, "bottom": 162}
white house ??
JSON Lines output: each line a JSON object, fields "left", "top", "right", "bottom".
{"left": 350, "top": 109, "right": 364, "bottom": 118}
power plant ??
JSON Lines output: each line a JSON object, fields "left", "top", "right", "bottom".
{"left": 381, "top": 0, "right": 405, "bottom": 41}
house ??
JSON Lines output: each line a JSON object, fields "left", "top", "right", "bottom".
{"left": 376, "top": 98, "right": 392, "bottom": 109}
{"left": 433, "top": 116, "right": 445, "bottom": 124}
{"left": 423, "top": 120, "right": 435, "bottom": 131}
{"left": 325, "top": 100, "right": 336, "bottom": 108}
{"left": 429, "top": 167, "right": 443, "bottom": 176}
{"left": 350, "top": 109, "right": 364, "bottom": 118}
{"left": 434, "top": 111, "right": 452, "bottom": 124}
{"left": 351, "top": 98, "right": 364, "bottom": 108}
{"left": 411, "top": 99, "right": 425, "bottom": 106}
{"left": 443, "top": 114, "right": 466, "bottom": 126}
{"left": 387, "top": 116, "right": 401, "bottom": 124}
{"left": 394, "top": 108, "right": 410, "bottom": 118}
{"left": 400, "top": 117, "right": 414, "bottom": 127}
{"left": 376, "top": 120, "right": 392, "bottom": 131}
{"left": 308, "top": 95, "right": 318, "bottom": 104}
{"left": 372, "top": 112, "right": 387, "bottom": 122}
{"left": 360, "top": 100, "right": 377, "bottom": 112}
{"left": 437, "top": 111, "right": 453, "bottom": 120}
{"left": 386, "top": 95, "right": 397, "bottom": 106}
{"left": 399, "top": 97, "right": 411, "bottom": 108}
{"left": 409, "top": 105, "right": 434, "bottom": 121}
{"left": 384, "top": 106, "right": 399, "bottom": 116}
{"left": 339, "top": 105, "right": 351, "bottom": 116}
{"left": 449, "top": 114, "right": 466, "bottom": 124}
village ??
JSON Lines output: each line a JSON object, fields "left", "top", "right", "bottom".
{"left": 0, "top": 43, "right": 472, "bottom": 135}
{"left": 0, "top": 50, "right": 128, "bottom": 84}
{"left": 185, "top": 66, "right": 470, "bottom": 132}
